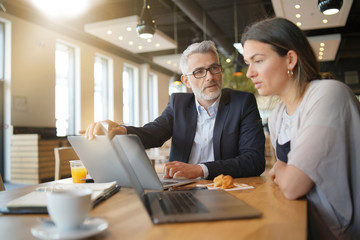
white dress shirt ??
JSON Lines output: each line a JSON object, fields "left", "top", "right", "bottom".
{"left": 188, "top": 96, "right": 221, "bottom": 178}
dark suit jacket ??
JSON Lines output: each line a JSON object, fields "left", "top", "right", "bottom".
{"left": 126, "top": 88, "right": 265, "bottom": 179}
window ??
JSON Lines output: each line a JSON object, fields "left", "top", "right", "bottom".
{"left": 55, "top": 42, "right": 76, "bottom": 136}
{"left": 148, "top": 73, "right": 158, "bottom": 121}
{"left": 1, "top": 18, "right": 11, "bottom": 181}
{"left": 94, "top": 55, "right": 110, "bottom": 122}
{"left": 0, "top": 22, "right": 3, "bottom": 79}
{"left": 122, "top": 64, "right": 139, "bottom": 126}
{"left": 122, "top": 65, "right": 135, "bottom": 125}
{"left": 0, "top": 21, "right": 4, "bottom": 178}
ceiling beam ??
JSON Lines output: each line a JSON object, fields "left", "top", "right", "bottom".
{"left": 172, "top": 0, "right": 246, "bottom": 67}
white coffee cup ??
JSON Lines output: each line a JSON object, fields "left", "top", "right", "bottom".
{"left": 46, "top": 188, "right": 92, "bottom": 232}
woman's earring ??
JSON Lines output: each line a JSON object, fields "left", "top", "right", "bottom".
{"left": 287, "top": 69, "right": 294, "bottom": 77}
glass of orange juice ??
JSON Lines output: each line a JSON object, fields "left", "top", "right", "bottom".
{"left": 69, "top": 160, "right": 87, "bottom": 183}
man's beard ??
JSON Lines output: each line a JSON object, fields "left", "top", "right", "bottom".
{"left": 190, "top": 80, "right": 222, "bottom": 101}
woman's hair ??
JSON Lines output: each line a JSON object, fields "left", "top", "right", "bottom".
{"left": 179, "top": 40, "right": 219, "bottom": 75}
{"left": 241, "top": 17, "right": 322, "bottom": 98}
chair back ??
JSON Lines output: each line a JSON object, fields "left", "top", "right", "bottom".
{"left": 54, "top": 147, "right": 79, "bottom": 180}
{"left": 0, "top": 173, "right": 5, "bottom": 191}
{"left": 265, "top": 134, "right": 276, "bottom": 166}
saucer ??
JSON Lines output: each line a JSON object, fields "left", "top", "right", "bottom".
{"left": 31, "top": 217, "right": 108, "bottom": 240}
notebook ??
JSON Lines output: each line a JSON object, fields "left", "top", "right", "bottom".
{"left": 112, "top": 134, "right": 263, "bottom": 224}
{"left": 68, "top": 135, "right": 195, "bottom": 190}
{"left": 1, "top": 181, "right": 119, "bottom": 214}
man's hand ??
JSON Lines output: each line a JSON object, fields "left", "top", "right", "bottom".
{"left": 78, "top": 120, "right": 127, "bottom": 140}
{"left": 163, "top": 161, "right": 203, "bottom": 179}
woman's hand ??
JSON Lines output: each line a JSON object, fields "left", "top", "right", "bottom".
{"left": 269, "top": 160, "right": 314, "bottom": 200}
{"left": 269, "top": 163, "right": 277, "bottom": 184}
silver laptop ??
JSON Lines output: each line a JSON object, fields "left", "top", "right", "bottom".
{"left": 68, "top": 135, "right": 195, "bottom": 190}
{"left": 112, "top": 134, "right": 263, "bottom": 224}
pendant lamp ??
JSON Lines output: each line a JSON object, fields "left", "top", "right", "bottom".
{"left": 136, "top": 0, "right": 156, "bottom": 39}
{"left": 318, "top": 0, "right": 343, "bottom": 15}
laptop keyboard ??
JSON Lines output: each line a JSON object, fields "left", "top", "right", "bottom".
{"left": 157, "top": 192, "right": 209, "bottom": 215}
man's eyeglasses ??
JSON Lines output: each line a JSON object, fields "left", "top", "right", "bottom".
{"left": 185, "top": 64, "right": 223, "bottom": 79}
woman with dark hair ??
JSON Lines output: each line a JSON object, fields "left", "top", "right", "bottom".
{"left": 242, "top": 17, "right": 360, "bottom": 239}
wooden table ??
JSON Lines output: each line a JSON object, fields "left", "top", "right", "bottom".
{"left": 0, "top": 176, "right": 307, "bottom": 240}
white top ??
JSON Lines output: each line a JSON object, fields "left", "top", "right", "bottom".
{"left": 278, "top": 107, "right": 299, "bottom": 144}
{"left": 269, "top": 80, "right": 360, "bottom": 239}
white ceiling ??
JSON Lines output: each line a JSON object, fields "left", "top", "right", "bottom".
{"left": 84, "top": 15, "right": 176, "bottom": 54}
{"left": 83, "top": 1, "right": 353, "bottom": 70}
{"left": 272, "top": 0, "right": 353, "bottom": 61}
{"left": 308, "top": 34, "right": 341, "bottom": 61}
{"left": 153, "top": 54, "right": 182, "bottom": 74}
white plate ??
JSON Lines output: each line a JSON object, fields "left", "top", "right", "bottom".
{"left": 196, "top": 183, "right": 254, "bottom": 191}
{"left": 31, "top": 217, "right": 108, "bottom": 240}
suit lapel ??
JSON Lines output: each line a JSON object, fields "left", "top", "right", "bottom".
{"left": 213, "top": 90, "right": 231, "bottom": 159}
{"left": 183, "top": 98, "right": 197, "bottom": 162}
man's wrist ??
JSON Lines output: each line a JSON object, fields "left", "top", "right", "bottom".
{"left": 198, "top": 164, "right": 208, "bottom": 178}
{"left": 119, "top": 125, "right": 127, "bottom": 134}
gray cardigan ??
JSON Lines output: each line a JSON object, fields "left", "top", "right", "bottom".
{"left": 269, "top": 80, "right": 360, "bottom": 239}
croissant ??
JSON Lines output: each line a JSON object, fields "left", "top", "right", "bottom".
{"left": 213, "top": 174, "right": 234, "bottom": 189}
{"left": 213, "top": 174, "right": 224, "bottom": 187}
{"left": 221, "top": 175, "right": 234, "bottom": 189}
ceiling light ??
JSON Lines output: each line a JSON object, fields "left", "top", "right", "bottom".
{"left": 170, "top": 73, "right": 182, "bottom": 86}
{"left": 320, "top": 43, "right": 325, "bottom": 47}
{"left": 296, "top": 14, "right": 301, "bottom": 18}
{"left": 295, "top": 4, "right": 301, "bottom": 9}
{"left": 233, "top": 43, "right": 243, "bottom": 55}
{"left": 319, "top": 52, "right": 324, "bottom": 56}
{"left": 323, "top": 19, "right": 328, "bottom": 23}
{"left": 296, "top": 22, "right": 302, "bottom": 27}
{"left": 126, "top": 27, "right": 132, "bottom": 31}
{"left": 136, "top": 0, "right": 156, "bottom": 39}
{"left": 84, "top": 15, "right": 176, "bottom": 54}
{"left": 320, "top": 47, "right": 324, "bottom": 51}
{"left": 107, "top": 30, "right": 112, "bottom": 35}
{"left": 129, "top": 41, "right": 134, "bottom": 45}
{"left": 30, "top": 0, "right": 89, "bottom": 18}
{"left": 318, "top": 0, "right": 343, "bottom": 15}
{"left": 233, "top": 62, "right": 243, "bottom": 76}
